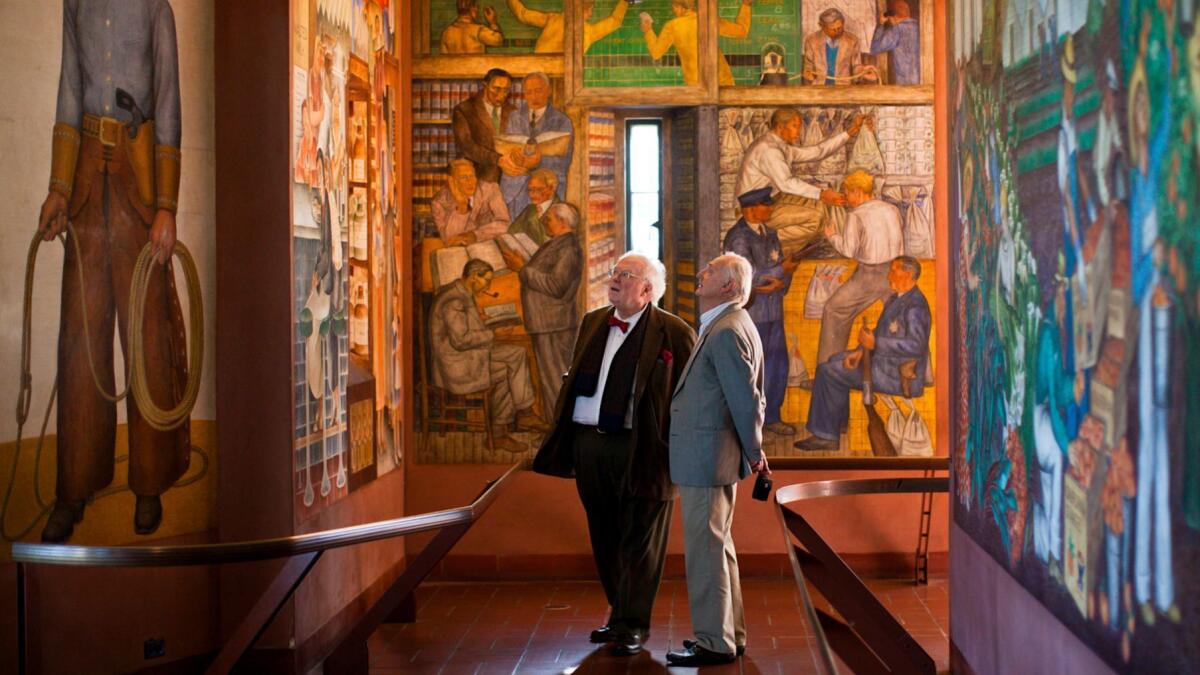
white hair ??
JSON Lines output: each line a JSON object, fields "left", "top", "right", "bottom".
{"left": 712, "top": 253, "right": 753, "bottom": 307}
{"left": 548, "top": 202, "right": 578, "bottom": 229}
{"left": 617, "top": 251, "right": 667, "bottom": 303}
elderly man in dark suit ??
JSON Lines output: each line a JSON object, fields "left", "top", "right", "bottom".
{"left": 501, "top": 203, "right": 583, "bottom": 413}
{"left": 795, "top": 257, "right": 931, "bottom": 451}
{"left": 533, "top": 252, "right": 696, "bottom": 656}
{"left": 666, "top": 252, "right": 767, "bottom": 666}
{"left": 452, "top": 68, "right": 516, "bottom": 182}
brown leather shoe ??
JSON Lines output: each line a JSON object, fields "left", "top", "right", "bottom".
{"left": 493, "top": 434, "right": 527, "bottom": 454}
{"left": 41, "top": 500, "right": 85, "bottom": 543}
{"left": 134, "top": 495, "right": 163, "bottom": 535}
{"left": 514, "top": 411, "right": 549, "bottom": 433}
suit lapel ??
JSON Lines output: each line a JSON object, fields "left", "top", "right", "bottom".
{"left": 471, "top": 95, "right": 495, "bottom": 142}
{"left": 673, "top": 304, "right": 736, "bottom": 397}
{"left": 633, "top": 305, "right": 664, "bottom": 405}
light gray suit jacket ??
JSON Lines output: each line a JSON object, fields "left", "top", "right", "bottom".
{"left": 668, "top": 304, "right": 765, "bottom": 487}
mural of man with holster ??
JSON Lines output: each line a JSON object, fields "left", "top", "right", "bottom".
{"left": 35, "top": 0, "right": 190, "bottom": 543}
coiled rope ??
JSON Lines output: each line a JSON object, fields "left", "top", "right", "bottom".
{"left": 4, "top": 223, "right": 206, "bottom": 541}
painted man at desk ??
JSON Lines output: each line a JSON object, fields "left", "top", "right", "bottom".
{"left": 429, "top": 259, "right": 548, "bottom": 453}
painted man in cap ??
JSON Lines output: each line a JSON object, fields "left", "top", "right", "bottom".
{"left": 722, "top": 187, "right": 799, "bottom": 437}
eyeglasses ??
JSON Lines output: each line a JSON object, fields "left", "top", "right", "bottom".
{"left": 609, "top": 267, "right": 643, "bottom": 282}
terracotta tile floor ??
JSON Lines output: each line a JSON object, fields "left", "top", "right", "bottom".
{"left": 368, "top": 576, "right": 949, "bottom": 674}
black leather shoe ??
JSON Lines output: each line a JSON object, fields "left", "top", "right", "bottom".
{"left": 794, "top": 435, "right": 839, "bottom": 451}
{"left": 41, "top": 500, "right": 85, "bottom": 543}
{"left": 683, "top": 639, "right": 744, "bottom": 656}
{"left": 612, "top": 630, "right": 646, "bottom": 656}
{"left": 134, "top": 495, "right": 163, "bottom": 535}
{"left": 666, "top": 644, "right": 736, "bottom": 666}
{"left": 589, "top": 625, "right": 618, "bottom": 643}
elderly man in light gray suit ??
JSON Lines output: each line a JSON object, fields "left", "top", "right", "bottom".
{"left": 667, "top": 252, "right": 769, "bottom": 667}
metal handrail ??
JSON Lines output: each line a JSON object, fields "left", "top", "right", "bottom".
{"left": 775, "top": 475, "right": 949, "bottom": 675}
{"left": 11, "top": 461, "right": 524, "bottom": 567}
{"left": 770, "top": 456, "right": 948, "bottom": 471}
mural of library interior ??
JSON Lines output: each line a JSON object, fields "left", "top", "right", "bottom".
{"left": 3, "top": 1, "right": 1200, "bottom": 673}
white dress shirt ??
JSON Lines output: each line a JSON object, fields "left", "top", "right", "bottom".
{"left": 699, "top": 301, "right": 738, "bottom": 336}
{"left": 572, "top": 304, "right": 648, "bottom": 427}
{"left": 828, "top": 199, "right": 904, "bottom": 264}
{"left": 734, "top": 130, "right": 850, "bottom": 200}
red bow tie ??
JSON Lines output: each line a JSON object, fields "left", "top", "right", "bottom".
{"left": 608, "top": 316, "right": 630, "bottom": 333}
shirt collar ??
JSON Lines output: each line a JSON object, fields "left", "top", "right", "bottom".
{"left": 614, "top": 303, "right": 649, "bottom": 329}
{"left": 537, "top": 199, "right": 554, "bottom": 215}
{"left": 699, "top": 301, "right": 737, "bottom": 334}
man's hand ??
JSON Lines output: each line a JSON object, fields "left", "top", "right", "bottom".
{"left": 500, "top": 247, "right": 525, "bottom": 271}
{"left": 447, "top": 232, "right": 477, "bottom": 246}
{"left": 38, "top": 191, "right": 68, "bottom": 241}
{"left": 755, "top": 275, "right": 785, "bottom": 294}
{"left": 520, "top": 148, "right": 542, "bottom": 168}
{"left": 750, "top": 450, "right": 770, "bottom": 474}
{"left": 150, "top": 210, "right": 177, "bottom": 264}
{"left": 482, "top": 5, "right": 499, "bottom": 26}
{"left": 820, "top": 189, "right": 846, "bottom": 206}
{"left": 781, "top": 257, "right": 800, "bottom": 275}
{"left": 847, "top": 113, "right": 872, "bottom": 137}
{"left": 639, "top": 12, "right": 654, "bottom": 32}
{"left": 858, "top": 325, "right": 876, "bottom": 350}
{"left": 498, "top": 153, "right": 526, "bottom": 177}
{"left": 842, "top": 349, "right": 864, "bottom": 370}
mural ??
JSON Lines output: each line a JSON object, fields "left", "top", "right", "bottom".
{"left": 951, "top": 0, "right": 1199, "bottom": 670}
{"left": 1, "top": 0, "right": 216, "bottom": 547}
{"left": 430, "top": 0, "right": 565, "bottom": 54}
{"left": 292, "top": 0, "right": 403, "bottom": 520}
{"left": 413, "top": 68, "right": 581, "bottom": 463}
{"left": 718, "top": 104, "right": 937, "bottom": 457}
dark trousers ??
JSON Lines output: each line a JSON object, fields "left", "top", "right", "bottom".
{"left": 573, "top": 425, "right": 672, "bottom": 632}
{"left": 804, "top": 354, "right": 861, "bottom": 441}
{"left": 756, "top": 320, "right": 787, "bottom": 425}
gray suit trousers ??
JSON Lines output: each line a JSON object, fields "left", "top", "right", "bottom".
{"left": 679, "top": 484, "right": 745, "bottom": 654}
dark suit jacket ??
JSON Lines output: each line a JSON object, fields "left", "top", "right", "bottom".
{"left": 452, "top": 91, "right": 516, "bottom": 183}
{"left": 870, "top": 286, "right": 931, "bottom": 398}
{"left": 518, "top": 231, "right": 582, "bottom": 334}
{"left": 532, "top": 303, "right": 697, "bottom": 501}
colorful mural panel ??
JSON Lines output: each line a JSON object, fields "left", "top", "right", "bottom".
{"left": 412, "top": 67, "right": 582, "bottom": 464}
{"left": 430, "top": 0, "right": 565, "bottom": 54}
{"left": 951, "top": 0, "right": 1200, "bottom": 670}
{"left": 718, "top": 104, "right": 937, "bottom": 458}
{"left": 292, "top": 0, "right": 404, "bottom": 520}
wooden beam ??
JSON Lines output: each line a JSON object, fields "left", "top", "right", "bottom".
{"left": 412, "top": 54, "right": 564, "bottom": 79}
{"left": 719, "top": 84, "right": 935, "bottom": 106}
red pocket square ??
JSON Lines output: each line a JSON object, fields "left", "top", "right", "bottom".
{"left": 660, "top": 348, "right": 673, "bottom": 364}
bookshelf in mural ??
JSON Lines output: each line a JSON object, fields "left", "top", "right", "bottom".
{"left": 291, "top": 0, "right": 403, "bottom": 521}
{"left": 585, "top": 111, "right": 618, "bottom": 310}
{"left": 951, "top": 0, "right": 1200, "bottom": 671}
